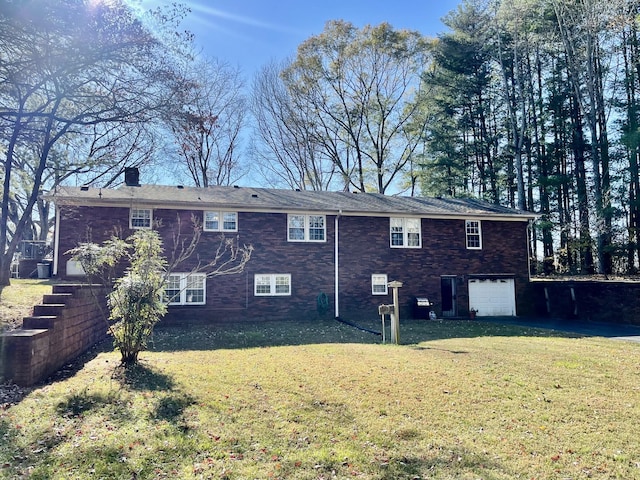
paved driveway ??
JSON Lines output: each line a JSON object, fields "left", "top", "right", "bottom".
{"left": 485, "top": 317, "right": 640, "bottom": 342}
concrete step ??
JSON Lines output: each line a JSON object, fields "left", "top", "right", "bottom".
{"left": 52, "top": 284, "right": 82, "bottom": 294}
{"left": 42, "top": 293, "right": 73, "bottom": 305}
{"left": 22, "top": 316, "right": 58, "bottom": 329}
{"left": 52, "top": 284, "right": 101, "bottom": 294}
{"left": 33, "top": 304, "right": 65, "bottom": 316}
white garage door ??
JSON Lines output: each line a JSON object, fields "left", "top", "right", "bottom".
{"left": 468, "top": 278, "right": 516, "bottom": 317}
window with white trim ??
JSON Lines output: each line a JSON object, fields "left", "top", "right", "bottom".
{"left": 164, "top": 273, "right": 206, "bottom": 305}
{"left": 254, "top": 274, "right": 291, "bottom": 296}
{"left": 204, "top": 211, "right": 238, "bottom": 232}
{"left": 130, "top": 208, "right": 152, "bottom": 229}
{"left": 465, "top": 220, "right": 482, "bottom": 249}
{"left": 372, "top": 274, "right": 388, "bottom": 295}
{"left": 288, "top": 214, "right": 325, "bottom": 242}
{"left": 390, "top": 217, "right": 421, "bottom": 248}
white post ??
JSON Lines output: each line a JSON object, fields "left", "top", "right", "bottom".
{"left": 388, "top": 281, "right": 403, "bottom": 345}
{"left": 334, "top": 212, "right": 340, "bottom": 318}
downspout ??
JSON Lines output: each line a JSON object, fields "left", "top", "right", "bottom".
{"left": 52, "top": 206, "right": 60, "bottom": 276}
{"left": 334, "top": 211, "right": 340, "bottom": 317}
{"left": 527, "top": 219, "right": 534, "bottom": 281}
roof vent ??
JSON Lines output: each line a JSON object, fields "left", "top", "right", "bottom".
{"left": 124, "top": 167, "right": 140, "bottom": 187}
{"left": 251, "top": 194, "right": 258, "bottom": 198}
{"left": 176, "top": 185, "right": 184, "bottom": 189}
{"left": 80, "top": 186, "right": 89, "bottom": 191}
{"left": 234, "top": 185, "right": 240, "bottom": 189}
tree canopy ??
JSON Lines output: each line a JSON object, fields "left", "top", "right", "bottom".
{"left": 253, "top": 21, "right": 431, "bottom": 193}
{"left": 0, "top": 0, "right": 193, "bottom": 286}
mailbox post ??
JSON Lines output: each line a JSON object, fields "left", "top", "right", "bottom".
{"left": 378, "top": 304, "right": 392, "bottom": 343}
{"left": 388, "top": 280, "right": 403, "bottom": 344}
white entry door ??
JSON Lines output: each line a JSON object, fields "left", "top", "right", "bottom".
{"left": 468, "top": 278, "right": 516, "bottom": 317}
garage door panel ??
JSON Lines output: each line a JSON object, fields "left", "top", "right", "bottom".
{"left": 468, "top": 278, "right": 516, "bottom": 316}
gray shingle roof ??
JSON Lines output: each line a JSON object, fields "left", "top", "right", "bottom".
{"left": 47, "top": 184, "right": 535, "bottom": 220}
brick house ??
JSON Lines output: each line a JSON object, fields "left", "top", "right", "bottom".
{"left": 47, "top": 181, "right": 536, "bottom": 323}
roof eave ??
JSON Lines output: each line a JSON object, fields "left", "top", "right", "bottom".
{"left": 47, "top": 193, "right": 537, "bottom": 221}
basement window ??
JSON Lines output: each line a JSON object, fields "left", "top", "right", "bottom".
{"left": 254, "top": 274, "right": 291, "bottom": 296}
{"left": 372, "top": 274, "right": 388, "bottom": 295}
{"left": 164, "top": 273, "right": 206, "bottom": 305}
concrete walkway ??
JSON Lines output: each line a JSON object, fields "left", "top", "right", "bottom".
{"left": 485, "top": 317, "right": 640, "bottom": 342}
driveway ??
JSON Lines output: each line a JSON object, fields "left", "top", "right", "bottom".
{"left": 484, "top": 317, "right": 640, "bottom": 342}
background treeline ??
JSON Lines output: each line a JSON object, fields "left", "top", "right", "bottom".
{"left": 418, "top": 0, "right": 640, "bottom": 276}
{"left": 252, "top": 0, "right": 640, "bottom": 277}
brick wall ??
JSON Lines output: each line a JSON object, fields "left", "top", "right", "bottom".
{"left": 337, "top": 217, "right": 532, "bottom": 320}
{"left": 531, "top": 280, "right": 640, "bottom": 325}
{"left": 0, "top": 284, "right": 108, "bottom": 386}
{"left": 57, "top": 204, "right": 533, "bottom": 323}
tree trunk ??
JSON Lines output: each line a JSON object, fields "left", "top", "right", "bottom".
{"left": 0, "top": 254, "right": 12, "bottom": 288}
{"left": 570, "top": 94, "right": 595, "bottom": 274}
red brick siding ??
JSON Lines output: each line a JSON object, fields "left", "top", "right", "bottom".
{"left": 337, "top": 217, "right": 531, "bottom": 321}
{"left": 56, "top": 204, "right": 532, "bottom": 323}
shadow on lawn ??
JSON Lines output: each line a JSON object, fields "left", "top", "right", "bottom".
{"left": 149, "top": 317, "right": 583, "bottom": 352}
{"left": 114, "top": 362, "right": 176, "bottom": 391}
{"left": 369, "top": 445, "right": 505, "bottom": 479}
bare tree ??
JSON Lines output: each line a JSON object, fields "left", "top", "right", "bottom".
{"left": 169, "top": 57, "right": 247, "bottom": 187}
{"left": 251, "top": 59, "right": 336, "bottom": 190}
{"left": 281, "top": 21, "right": 431, "bottom": 193}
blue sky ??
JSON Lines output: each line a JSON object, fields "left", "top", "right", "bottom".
{"left": 141, "top": 0, "right": 461, "bottom": 80}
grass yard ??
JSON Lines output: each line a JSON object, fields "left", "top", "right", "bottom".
{"left": 0, "top": 279, "right": 54, "bottom": 332}
{"left": 1, "top": 319, "right": 640, "bottom": 479}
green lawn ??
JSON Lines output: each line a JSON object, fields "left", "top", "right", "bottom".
{"left": 0, "top": 279, "right": 54, "bottom": 332}
{"left": 2, "top": 319, "right": 639, "bottom": 479}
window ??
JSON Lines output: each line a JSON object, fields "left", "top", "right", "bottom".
{"left": 254, "top": 274, "right": 291, "bottom": 296}
{"left": 390, "top": 217, "right": 421, "bottom": 248}
{"left": 66, "top": 259, "right": 86, "bottom": 276}
{"left": 466, "top": 220, "right": 482, "bottom": 249}
{"left": 130, "top": 208, "right": 152, "bottom": 229}
{"left": 372, "top": 274, "right": 388, "bottom": 295}
{"left": 164, "top": 273, "right": 206, "bottom": 305}
{"left": 204, "top": 211, "right": 238, "bottom": 232}
{"left": 288, "top": 214, "right": 325, "bottom": 242}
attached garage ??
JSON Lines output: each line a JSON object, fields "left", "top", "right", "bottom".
{"left": 468, "top": 277, "right": 516, "bottom": 317}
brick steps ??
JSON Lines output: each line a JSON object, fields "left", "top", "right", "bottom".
{"left": 22, "top": 316, "right": 58, "bottom": 329}
{"left": 1, "top": 284, "right": 108, "bottom": 386}
{"left": 33, "top": 304, "right": 66, "bottom": 316}
{"left": 42, "top": 293, "right": 73, "bottom": 304}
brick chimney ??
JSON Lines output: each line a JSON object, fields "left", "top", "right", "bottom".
{"left": 124, "top": 167, "right": 140, "bottom": 186}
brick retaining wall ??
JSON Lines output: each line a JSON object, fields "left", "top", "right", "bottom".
{"left": 531, "top": 279, "right": 640, "bottom": 325}
{"left": 0, "top": 284, "right": 108, "bottom": 386}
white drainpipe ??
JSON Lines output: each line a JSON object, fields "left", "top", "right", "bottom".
{"left": 334, "top": 210, "right": 342, "bottom": 318}
{"left": 52, "top": 207, "right": 60, "bottom": 276}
